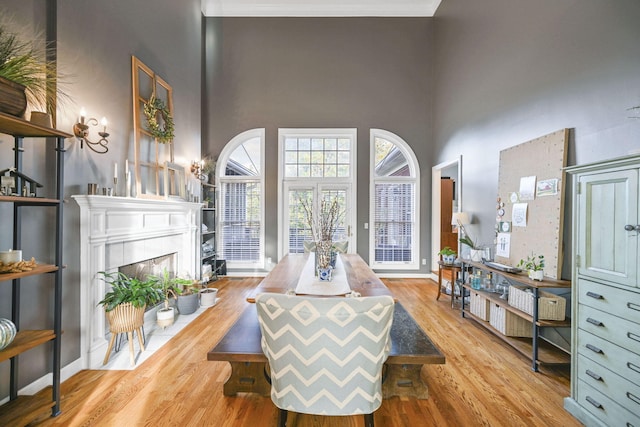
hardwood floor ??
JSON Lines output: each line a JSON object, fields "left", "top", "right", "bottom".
{"left": 0, "top": 277, "right": 581, "bottom": 427}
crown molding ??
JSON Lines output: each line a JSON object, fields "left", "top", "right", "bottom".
{"left": 202, "top": 1, "right": 441, "bottom": 17}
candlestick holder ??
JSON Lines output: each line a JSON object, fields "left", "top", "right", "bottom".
{"left": 113, "top": 177, "right": 118, "bottom": 197}
{"left": 125, "top": 172, "right": 131, "bottom": 197}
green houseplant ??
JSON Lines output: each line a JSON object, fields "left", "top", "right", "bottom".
{"left": 147, "top": 269, "right": 192, "bottom": 327}
{"left": 97, "top": 271, "right": 163, "bottom": 365}
{"left": 437, "top": 246, "right": 457, "bottom": 264}
{"left": 0, "top": 18, "right": 69, "bottom": 117}
{"left": 517, "top": 253, "right": 545, "bottom": 281}
{"left": 175, "top": 280, "right": 202, "bottom": 315}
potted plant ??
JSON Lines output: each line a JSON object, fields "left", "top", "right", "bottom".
{"left": 438, "top": 246, "right": 457, "bottom": 264}
{"left": 0, "top": 19, "right": 70, "bottom": 117}
{"left": 97, "top": 271, "right": 163, "bottom": 365}
{"left": 175, "top": 280, "right": 202, "bottom": 315}
{"left": 517, "top": 253, "right": 545, "bottom": 281}
{"left": 147, "top": 269, "right": 191, "bottom": 328}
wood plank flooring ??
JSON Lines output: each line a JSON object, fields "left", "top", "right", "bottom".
{"left": 1, "top": 277, "right": 581, "bottom": 426}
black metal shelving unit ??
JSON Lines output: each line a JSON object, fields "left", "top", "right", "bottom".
{"left": 201, "top": 182, "right": 217, "bottom": 282}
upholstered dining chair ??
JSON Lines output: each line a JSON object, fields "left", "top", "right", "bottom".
{"left": 255, "top": 293, "right": 395, "bottom": 427}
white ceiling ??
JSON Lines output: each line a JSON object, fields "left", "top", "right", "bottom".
{"left": 201, "top": 0, "right": 442, "bottom": 17}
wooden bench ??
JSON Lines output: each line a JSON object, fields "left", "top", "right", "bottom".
{"left": 208, "top": 302, "right": 445, "bottom": 399}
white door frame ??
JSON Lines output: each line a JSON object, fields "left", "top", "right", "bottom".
{"left": 431, "top": 156, "right": 463, "bottom": 271}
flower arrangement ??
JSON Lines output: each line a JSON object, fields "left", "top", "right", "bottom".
{"left": 300, "top": 197, "right": 343, "bottom": 270}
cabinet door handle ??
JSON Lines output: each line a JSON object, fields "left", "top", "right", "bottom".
{"left": 585, "top": 396, "right": 603, "bottom": 409}
{"left": 624, "top": 224, "right": 640, "bottom": 231}
{"left": 628, "top": 332, "right": 640, "bottom": 344}
{"left": 628, "top": 302, "right": 640, "bottom": 312}
{"left": 586, "top": 291, "right": 604, "bottom": 300}
{"left": 628, "top": 362, "right": 640, "bottom": 375}
{"left": 627, "top": 391, "right": 640, "bottom": 406}
{"left": 586, "top": 343, "right": 603, "bottom": 354}
{"left": 585, "top": 369, "right": 603, "bottom": 381}
{"left": 586, "top": 317, "right": 604, "bottom": 327}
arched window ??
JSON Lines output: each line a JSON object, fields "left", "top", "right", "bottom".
{"left": 369, "top": 129, "right": 420, "bottom": 270}
{"left": 217, "top": 129, "right": 265, "bottom": 269}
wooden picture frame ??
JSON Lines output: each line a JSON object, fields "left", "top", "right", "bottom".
{"left": 164, "top": 162, "right": 185, "bottom": 200}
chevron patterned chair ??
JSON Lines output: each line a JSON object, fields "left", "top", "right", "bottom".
{"left": 255, "top": 293, "right": 395, "bottom": 427}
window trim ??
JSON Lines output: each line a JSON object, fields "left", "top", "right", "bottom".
{"left": 277, "top": 128, "right": 357, "bottom": 260}
{"left": 369, "top": 129, "right": 420, "bottom": 270}
{"left": 217, "top": 128, "right": 266, "bottom": 270}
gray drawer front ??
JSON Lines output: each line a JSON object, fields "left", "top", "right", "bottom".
{"left": 577, "top": 354, "right": 640, "bottom": 415}
{"left": 577, "top": 330, "right": 640, "bottom": 387}
{"left": 577, "top": 380, "right": 640, "bottom": 427}
{"left": 579, "top": 279, "right": 640, "bottom": 324}
{"left": 579, "top": 304, "right": 640, "bottom": 356}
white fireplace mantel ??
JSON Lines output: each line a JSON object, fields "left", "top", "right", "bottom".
{"left": 72, "top": 195, "right": 202, "bottom": 369}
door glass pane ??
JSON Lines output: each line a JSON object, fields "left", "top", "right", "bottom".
{"left": 288, "top": 189, "right": 313, "bottom": 254}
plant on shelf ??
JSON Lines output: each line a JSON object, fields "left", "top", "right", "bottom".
{"left": 517, "top": 253, "right": 545, "bottom": 281}
{"left": 0, "top": 17, "right": 71, "bottom": 117}
{"left": 438, "top": 246, "right": 457, "bottom": 264}
{"left": 147, "top": 269, "right": 192, "bottom": 328}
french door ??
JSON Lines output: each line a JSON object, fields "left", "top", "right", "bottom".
{"left": 283, "top": 183, "right": 353, "bottom": 256}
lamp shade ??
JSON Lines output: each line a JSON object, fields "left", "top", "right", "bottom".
{"left": 451, "top": 211, "right": 470, "bottom": 226}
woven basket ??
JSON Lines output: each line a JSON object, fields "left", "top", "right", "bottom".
{"left": 470, "top": 291, "right": 490, "bottom": 321}
{"left": 508, "top": 285, "right": 566, "bottom": 321}
{"left": 489, "top": 303, "right": 533, "bottom": 337}
{"left": 106, "top": 303, "right": 146, "bottom": 334}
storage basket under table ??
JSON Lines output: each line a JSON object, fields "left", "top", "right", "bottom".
{"left": 508, "top": 285, "right": 566, "bottom": 321}
{"left": 469, "top": 291, "right": 490, "bottom": 321}
{"left": 489, "top": 303, "right": 533, "bottom": 337}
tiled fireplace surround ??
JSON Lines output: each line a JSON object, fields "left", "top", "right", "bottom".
{"left": 73, "top": 195, "right": 202, "bottom": 369}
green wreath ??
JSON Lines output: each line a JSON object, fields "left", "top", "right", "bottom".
{"left": 143, "top": 96, "right": 175, "bottom": 143}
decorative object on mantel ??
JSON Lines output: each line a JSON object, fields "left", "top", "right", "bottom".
{"left": 301, "top": 196, "right": 343, "bottom": 281}
{"left": 72, "top": 108, "right": 110, "bottom": 154}
{"left": 517, "top": 253, "right": 545, "bottom": 281}
{"left": 143, "top": 95, "right": 174, "bottom": 144}
{"left": 0, "top": 318, "right": 17, "bottom": 350}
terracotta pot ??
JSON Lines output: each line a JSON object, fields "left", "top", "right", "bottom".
{"left": 0, "top": 76, "right": 27, "bottom": 117}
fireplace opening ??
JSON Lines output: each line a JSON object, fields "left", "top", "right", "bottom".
{"left": 118, "top": 252, "right": 178, "bottom": 310}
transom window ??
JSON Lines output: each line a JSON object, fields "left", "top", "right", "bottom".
{"left": 284, "top": 136, "right": 351, "bottom": 178}
{"left": 370, "top": 129, "right": 420, "bottom": 270}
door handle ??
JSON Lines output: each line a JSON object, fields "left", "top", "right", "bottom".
{"left": 624, "top": 224, "right": 640, "bottom": 231}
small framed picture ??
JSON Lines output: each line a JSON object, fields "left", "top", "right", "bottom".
{"left": 164, "top": 161, "right": 185, "bottom": 200}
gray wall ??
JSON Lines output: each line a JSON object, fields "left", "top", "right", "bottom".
{"left": 432, "top": 0, "right": 640, "bottom": 277}
{"left": 0, "top": 0, "right": 202, "bottom": 398}
{"left": 204, "top": 17, "right": 434, "bottom": 272}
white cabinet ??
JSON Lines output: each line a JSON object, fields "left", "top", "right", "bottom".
{"left": 565, "top": 154, "right": 640, "bottom": 427}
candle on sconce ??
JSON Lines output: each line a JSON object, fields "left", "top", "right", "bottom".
{"left": 125, "top": 159, "right": 129, "bottom": 175}
{"left": 114, "top": 162, "right": 118, "bottom": 179}
{"left": 79, "top": 108, "right": 86, "bottom": 124}
{"left": 100, "top": 117, "right": 107, "bottom": 133}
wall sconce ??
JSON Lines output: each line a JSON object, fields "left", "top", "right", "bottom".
{"left": 73, "top": 108, "right": 109, "bottom": 154}
{"left": 191, "top": 159, "right": 204, "bottom": 180}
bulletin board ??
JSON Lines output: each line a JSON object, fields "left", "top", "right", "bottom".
{"left": 495, "top": 129, "right": 569, "bottom": 279}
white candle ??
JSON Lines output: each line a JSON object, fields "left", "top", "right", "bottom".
{"left": 114, "top": 162, "right": 118, "bottom": 179}
{"left": 125, "top": 159, "right": 129, "bottom": 174}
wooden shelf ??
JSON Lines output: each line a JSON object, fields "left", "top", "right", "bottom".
{"left": 463, "top": 309, "right": 570, "bottom": 365}
{"left": 0, "top": 393, "right": 56, "bottom": 425}
{"left": 0, "top": 195, "right": 60, "bottom": 205}
{"left": 0, "top": 330, "right": 56, "bottom": 363}
{"left": 0, "top": 264, "right": 59, "bottom": 283}
{"left": 465, "top": 261, "right": 571, "bottom": 289}
{"left": 0, "top": 112, "right": 72, "bottom": 138}
{"left": 463, "top": 284, "right": 571, "bottom": 327}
